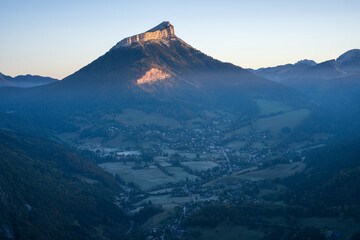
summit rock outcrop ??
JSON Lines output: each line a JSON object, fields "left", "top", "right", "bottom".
{"left": 113, "top": 21, "right": 176, "bottom": 48}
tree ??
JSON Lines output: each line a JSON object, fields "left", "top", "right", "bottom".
{"left": 281, "top": 127, "right": 291, "bottom": 134}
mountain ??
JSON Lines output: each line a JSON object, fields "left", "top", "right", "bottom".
{"left": 249, "top": 49, "right": 360, "bottom": 134}
{"left": 337, "top": 49, "right": 360, "bottom": 73}
{"left": 0, "top": 21, "right": 304, "bottom": 125}
{"left": 0, "top": 73, "right": 13, "bottom": 87}
{"left": 0, "top": 72, "right": 58, "bottom": 88}
{"left": 248, "top": 59, "right": 318, "bottom": 82}
{"left": 283, "top": 71, "right": 360, "bottom": 117}
{"left": 59, "top": 21, "right": 295, "bottom": 100}
{"left": 251, "top": 49, "right": 360, "bottom": 82}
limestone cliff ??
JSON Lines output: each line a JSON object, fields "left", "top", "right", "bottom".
{"left": 136, "top": 68, "right": 171, "bottom": 84}
{"left": 113, "top": 21, "right": 176, "bottom": 48}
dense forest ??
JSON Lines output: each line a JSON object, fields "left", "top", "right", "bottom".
{"left": 0, "top": 129, "right": 130, "bottom": 239}
{"left": 283, "top": 138, "right": 360, "bottom": 219}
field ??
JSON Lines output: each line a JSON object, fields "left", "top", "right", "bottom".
{"left": 226, "top": 140, "right": 248, "bottom": 149}
{"left": 205, "top": 162, "right": 305, "bottom": 186}
{"left": 143, "top": 204, "right": 179, "bottom": 227}
{"left": 179, "top": 152, "right": 197, "bottom": 159}
{"left": 181, "top": 161, "right": 219, "bottom": 171}
{"left": 155, "top": 157, "right": 172, "bottom": 167}
{"left": 166, "top": 167, "right": 199, "bottom": 181}
{"left": 104, "top": 136, "right": 138, "bottom": 148}
{"left": 238, "top": 162, "right": 306, "bottom": 181}
{"left": 254, "top": 109, "right": 310, "bottom": 134}
{"left": 223, "top": 126, "right": 252, "bottom": 140}
{"left": 98, "top": 162, "right": 176, "bottom": 190}
{"left": 99, "top": 161, "right": 199, "bottom": 190}
{"left": 137, "top": 194, "right": 191, "bottom": 206}
{"left": 116, "top": 150, "right": 141, "bottom": 156}
{"left": 251, "top": 141, "right": 268, "bottom": 150}
{"left": 161, "top": 150, "right": 223, "bottom": 160}
{"left": 162, "top": 149, "right": 178, "bottom": 155}
{"left": 106, "top": 108, "right": 181, "bottom": 128}
{"left": 255, "top": 99, "right": 292, "bottom": 115}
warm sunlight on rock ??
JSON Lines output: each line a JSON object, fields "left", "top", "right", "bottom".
{"left": 136, "top": 68, "right": 170, "bottom": 84}
{"left": 114, "top": 21, "right": 176, "bottom": 48}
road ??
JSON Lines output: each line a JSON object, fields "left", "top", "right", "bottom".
{"left": 223, "top": 149, "right": 232, "bottom": 174}
{"left": 126, "top": 220, "right": 134, "bottom": 235}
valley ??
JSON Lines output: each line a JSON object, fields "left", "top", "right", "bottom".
{"left": 0, "top": 18, "right": 359, "bottom": 240}
{"left": 52, "top": 98, "right": 337, "bottom": 239}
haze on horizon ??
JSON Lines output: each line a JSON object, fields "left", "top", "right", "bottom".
{"left": 1, "top": 0, "right": 359, "bottom": 79}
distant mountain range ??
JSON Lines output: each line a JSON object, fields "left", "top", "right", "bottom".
{"left": 0, "top": 73, "right": 58, "bottom": 88}
{"left": 249, "top": 49, "right": 360, "bottom": 82}
{"left": 250, "top": 49, "right": 360, "bottom": 133}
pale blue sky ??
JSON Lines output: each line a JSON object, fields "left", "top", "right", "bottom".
{"left": 1, "top": 0, "right": 359, "bottom": 79}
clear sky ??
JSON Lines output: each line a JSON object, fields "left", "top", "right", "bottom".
{"left": 1, "top": 0, "right": 359, "bottom": 79}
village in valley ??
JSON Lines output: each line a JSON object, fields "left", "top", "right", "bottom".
{"left": 55, "top": 99, "right": 337, "bottom": 239}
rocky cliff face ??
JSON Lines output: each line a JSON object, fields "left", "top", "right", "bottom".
{"left": 113, "top": 21, "right": 176, "bottom": 48}
{"left": 136, "top": 68, "right": 171, "bottom": 85}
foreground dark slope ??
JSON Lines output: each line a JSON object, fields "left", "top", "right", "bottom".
{"left": 0, "top": 116, "right": 129, "bottom": 239}
{"left": 283, "top": 138, "right": 360, "bottom": 217}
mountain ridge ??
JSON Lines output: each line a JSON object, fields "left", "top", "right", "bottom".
{"left": 112, "top": 21, "right": 177, "bottom": 49}
{"left": 250, "top": 49, "right": 360, "bottom": 82}
{"left": 0, "top": 72, "right": 58, "bottom": 88}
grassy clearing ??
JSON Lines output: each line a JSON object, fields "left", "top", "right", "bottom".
{"left": 313, "top": 133, "right": 333, "bottom": 141}
{"left": 154, "top": 157, "right": 172, "bottom": 167}
{"left": 181, "top": 161, "right": 219, "bottom": 171}
{"left": 226, "top": 140, "right": 248, "bottom": 149}
{"left": 137, "top": 194, "right": 191, "bottom": 206}
{"left": 140, "top": 141, "right": 159, "bottom": 148}
{"left": 98, "top": 162, "right": 175, "bottom": 190}
{"left": 238, "top": 162, "right": 306, "bottom": 181}
{"left": 166, "top": 167, "right": 199, "bottom": 181}
{"left": 181, "top": 152, "right": 223, "bottom": 160}
{"left": 162, "top": 149, "right": 178, "bottom": 155}
{"left": 104, "top": 135, "right": 138, "bottom": 148}
{"left": 179, "top": 152, "right": 197, "bottom": 159}
{"left": 222, "top": 126, "right": 252, "bottom": 140}
{"left": 255, "top": 99, "right": 292, "bottom": 115}
{"left": 143, "top": 206, "right": 177, "bottom": 227}
{"left": 203, "top": 175, "right": 243, "bottom": 187}
{"left": 251, "top": 142, "right": 268, "bottom": 150}
{"left": 206, "top": 162, "right": 306, "bottom": 185}
{"left": 254, "top": 109, "right": 310, "bottom": 134}
{"left": 107, "top": 108, "right": 181, "bottom": 129}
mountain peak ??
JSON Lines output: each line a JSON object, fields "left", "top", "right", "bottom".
{"left": 336, "top": 49, "right": 360, "bottom": 64}
{"left": 146, "top": 21, "right": 174, "bottom": 33}
{"left": 295, "top": 59, "right": 317, "bottom": 66}
{"left": 336, "top": 49, "right": 360, "bottom": 73}
{"left": 112, "top": 21, "right": 176, "bottom": 49}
